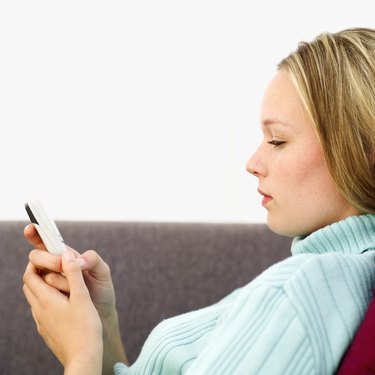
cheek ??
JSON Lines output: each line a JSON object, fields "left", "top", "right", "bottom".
{"left": 297, "top": 151, "right": 327, "bottom": 190}
{"left": 274, "top": 148, "right": 330, "bottom": 202}
{"left": 267, "top": 150, "right": 335, "bottom": 236}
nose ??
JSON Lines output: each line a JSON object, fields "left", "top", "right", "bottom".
{"left": 246, "top": 145, "right": 266, "bottom": 177}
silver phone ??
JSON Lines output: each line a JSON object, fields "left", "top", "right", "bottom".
{"left": 25, "top": 200, "right": 66, "bottom": 256}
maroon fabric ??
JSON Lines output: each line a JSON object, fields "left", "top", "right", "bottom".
{"left": 337, "top": 292, "right": 375, "bottom": 374}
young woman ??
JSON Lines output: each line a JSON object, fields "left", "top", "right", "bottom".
{"left": 23, "top": 27, "right": 375, "bottom": 374}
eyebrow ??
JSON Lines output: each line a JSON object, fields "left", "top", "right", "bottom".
{"left": 261, "top": 118, "right": 294, "bottom": 128}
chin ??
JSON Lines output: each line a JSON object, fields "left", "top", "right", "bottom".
{"left": 266, "top": 216, "right": 303, "bottom": 238}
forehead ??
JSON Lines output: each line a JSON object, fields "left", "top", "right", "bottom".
{"left": 260, "top": 70, "right": 311, "bottom": 130}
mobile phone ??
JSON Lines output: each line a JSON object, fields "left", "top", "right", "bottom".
{"left": 24, "top": 200, "right": 66, "bottom": 256}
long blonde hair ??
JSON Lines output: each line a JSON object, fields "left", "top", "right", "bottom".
{"left": 278, "top": 28, "right": 375, "bottom": 214}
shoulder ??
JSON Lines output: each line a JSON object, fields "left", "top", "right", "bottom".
{"left": 251, "top": 250, "right": 375, "bottom": 291}
{"left": 242, "top": 251, "right": 375, "bottom": 331}
{"left": 284, "top": 251, "right": 375, "bottom": 296}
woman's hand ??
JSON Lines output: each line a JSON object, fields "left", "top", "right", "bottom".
{"left": 24, "top": 224, "right": 129, "bottom": 372}
{"left": 24, "top": 224, "right": 116, "bottom": 318}
{"left": 23, "top": 250, "right": 103, "bottom": 374}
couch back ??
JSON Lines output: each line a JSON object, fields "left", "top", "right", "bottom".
{"left": 0, "top": 221, "right": 292, "bottom": 374}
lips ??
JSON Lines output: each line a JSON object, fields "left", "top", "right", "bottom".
{"left": 258, "top": 189, "right": 273, "bottom": 206}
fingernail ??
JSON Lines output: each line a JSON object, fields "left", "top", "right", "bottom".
{"left": 63, "top": 250, "right": 74, "bottom": 261}
{"left": 77, "top": 258, "right": 87, "bottom": 269}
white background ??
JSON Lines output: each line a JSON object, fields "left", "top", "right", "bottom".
{"left": 0, "top": 1, "right": 373, "bottom": 222}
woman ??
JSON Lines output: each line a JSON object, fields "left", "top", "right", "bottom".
{"left": 23, "top": 27, "right": 375, "bottom": 374}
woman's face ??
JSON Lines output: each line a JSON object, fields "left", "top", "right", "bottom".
{"left": 246, "top": 70, "right": 359, "bottom": 237}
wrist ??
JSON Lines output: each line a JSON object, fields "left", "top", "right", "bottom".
{"left": 101, "top": 308, "right": 129, "bottom": 370}
{"left": 64, "top": 342, "right": 103, "bottom": 375}
{"left": 100, "top": 306, "right": 120, "bottom": 338}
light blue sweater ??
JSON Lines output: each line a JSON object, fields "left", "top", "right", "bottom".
{"left": 115, "top": 215, "right": 375, "bottom": 375}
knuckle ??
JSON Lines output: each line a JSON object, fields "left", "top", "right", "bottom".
{"left": 31, "top": 250, "right": 62, "bottom": 272}
{"left": 22, "top": 269, "right": 29, "bottom": 284}
{"left": 28, "top": 249, "right": 38, "bottom": 262}
{"left": 36, "top": 322, "right": 43, "bottom": 336}
{"left": 43, "top": 272, "right": 55, "bottom": 285}
{"left": 90, "top": 250, "right": 110, "bottom": 272}
{"left": 86, "top": 249, "right": 98, "bottom": 258}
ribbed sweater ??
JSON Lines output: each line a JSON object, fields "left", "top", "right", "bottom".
{"left": 114, "top": 215, "right": 375, "bottom": 375}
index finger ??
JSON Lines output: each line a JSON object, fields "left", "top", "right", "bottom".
{"left": 24, "top": 224, "right": 47, "bottom": 251}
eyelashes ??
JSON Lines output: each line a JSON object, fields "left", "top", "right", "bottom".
{"left": 267, "top": 140, "right": 286, "bottom": 148}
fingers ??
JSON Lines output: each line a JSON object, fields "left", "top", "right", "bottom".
{"left": 61, "top": 251, "right": 90, "bottom": 301}
{"left": 65, "top": 245, "right": 83, "bottom": 259}
{"left": 24, "top": 224, "right": 47, "bottom": 251}
{"left": 24, "top": 251, "right": 90, "bottom": 306}
{"left": 23, "top": 262, "right": 62, "bottom": 307}
{"left": 28, "top": 248, "right": 86, "bottom": 296}
{"left": 29, "top": 249, "right": 62, "bottom": 273}
{"left": 22, "top": 284, "right": 42, "bottom": 333}
{"left": 23, "top": 282, "right": 38, "bottom": 308}
{"left": 29, "top": 246, "right": 83, "bottom": 273}
{"left": 24, "top": 225, "right": 82, "bottom": 258}
{"left": 44, "top": 272, "right": 70, "bottom": 293}
{"left": 80, "top": 250, "right": 111, "bottom": 280}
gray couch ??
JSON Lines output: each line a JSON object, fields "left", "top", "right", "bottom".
{"left": 0, "top": 221, "right": 292, "bottom": 374}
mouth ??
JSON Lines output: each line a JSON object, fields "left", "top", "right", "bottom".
{"left": 258, "top": 189, "right": 273, "bottom": 206}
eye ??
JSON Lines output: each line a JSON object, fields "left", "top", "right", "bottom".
{"left": 267, "top": 140, "right": 286, "bottom": 148}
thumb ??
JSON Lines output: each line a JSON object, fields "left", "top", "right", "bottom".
{"left": 62, "top": 250, "right": 89, "bottom": 300}
{"left": 80, "top": 250, "right": 111, "bottom": 281}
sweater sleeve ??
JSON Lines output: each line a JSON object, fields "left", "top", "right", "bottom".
{"left": 112, "top": 288, "right": 244, "bottom": 375}
{"left": 112, "top": 264, "right": 316, "bottom": 375}
{"left": 112, "top": 285, "right": 312, "bottom": 375}
{"left": 184, "top": 284, "right": 315, "bottom": 375}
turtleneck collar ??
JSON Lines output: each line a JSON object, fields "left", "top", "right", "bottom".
{"left": 291, "top": 214, "right": 375, "bottom": 256}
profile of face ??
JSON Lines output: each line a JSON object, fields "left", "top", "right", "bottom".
{"left": 247, "top": 70, "right": 359, "bottom": 237}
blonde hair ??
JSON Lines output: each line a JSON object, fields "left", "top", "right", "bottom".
{"left": 278, "top": 28, "right": 375, "bottom": 214}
